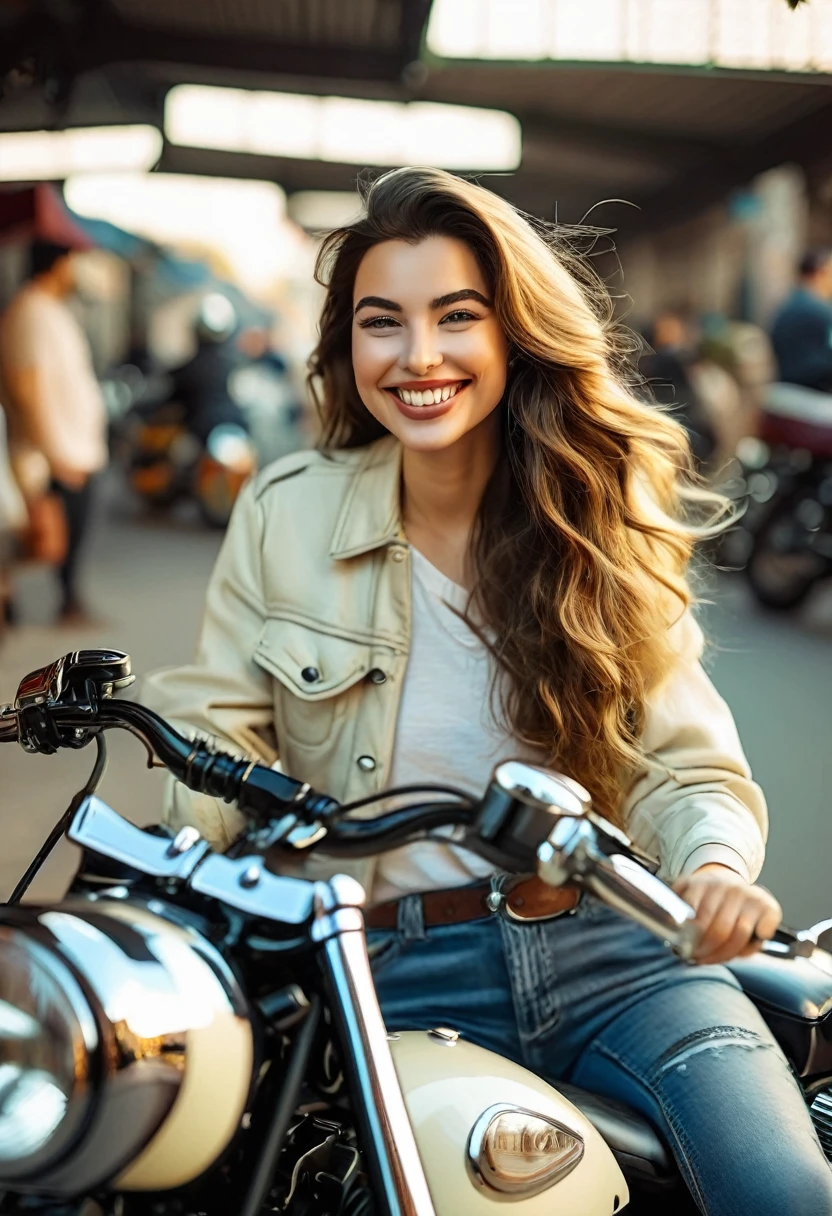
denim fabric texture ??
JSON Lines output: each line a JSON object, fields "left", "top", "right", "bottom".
{"left": 369, "top": 895, "right": 832, "bottom": 1215}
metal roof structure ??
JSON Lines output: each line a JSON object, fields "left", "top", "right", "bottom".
{"left": 2, "top": 0, "right": 831, "bottom": 235}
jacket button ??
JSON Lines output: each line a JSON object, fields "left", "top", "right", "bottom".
{"left": 368, "top": 668, "right": 387, "bottom": 684}
{"left": 301, "top": 666, "right": 320, "bottom": 683}
{"left": 390, "top": 548, "right": 406, "bottom": 563}
{"left": 357, "top": 755, "right": 376, "bottom": 772}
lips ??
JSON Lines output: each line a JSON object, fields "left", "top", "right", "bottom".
{"left": 384, "top": 379, "right": 470, "bottom": 407}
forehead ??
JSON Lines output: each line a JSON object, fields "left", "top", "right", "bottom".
{"left": 353, "top": 235, "right": 487, "bottom": 301}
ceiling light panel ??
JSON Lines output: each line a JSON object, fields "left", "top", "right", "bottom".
{"left": 165, "top": 85, "right": 521, "bottom": 171}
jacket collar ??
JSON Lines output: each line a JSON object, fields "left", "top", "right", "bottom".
{"left": 328, "top": 435, "right": 404, "bottom": 560}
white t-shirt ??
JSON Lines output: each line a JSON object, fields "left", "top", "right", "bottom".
{"left": 373, "top": 547, "right": 545, "bottom": 902}
{"left": 0, "top": 284, "right": 107, "bottom": 479}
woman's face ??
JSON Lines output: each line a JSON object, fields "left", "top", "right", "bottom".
{"left": 351, "top": 235, "right": 509, "bottom": 452}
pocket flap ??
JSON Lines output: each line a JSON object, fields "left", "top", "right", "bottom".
{"left": 255, "top": 618, "right": 371, "bottom": 699}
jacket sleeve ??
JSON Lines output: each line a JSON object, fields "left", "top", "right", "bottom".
{"left": 622, "top": 613, "right": 768, "bottom": 884}
{"left": 137, "top": 479, "right": 276, "bottom": 849}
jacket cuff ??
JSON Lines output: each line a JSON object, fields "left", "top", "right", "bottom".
{"left": 679, "top": 844, "right": 751, "bottom": 882}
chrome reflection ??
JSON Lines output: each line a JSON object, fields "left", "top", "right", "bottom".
{"left": 0, "top": 931, "right": 95, "bottom": 1171}
{"left": 467, "top": 1104, "right": 584, "bottom": 1198}
{"left": 0, "top": 901, "right": 253, "bottom": 1197}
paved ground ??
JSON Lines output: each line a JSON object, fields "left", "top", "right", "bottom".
{"left": 1, "top": 482, "right": 830, "bottom": 926}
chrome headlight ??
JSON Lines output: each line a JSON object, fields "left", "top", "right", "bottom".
{"left": 0, "top": 901, "right": 254, "bottom": 1198}
{"left": 0, "top": 931, "right": 96, "bottom": 1170}
{"left": 205, "top": 424, "right": 256, "bottom": 472}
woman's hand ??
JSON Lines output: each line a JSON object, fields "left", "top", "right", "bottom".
{"left": 673, "top": 863, "right": 782, "bottom": 964}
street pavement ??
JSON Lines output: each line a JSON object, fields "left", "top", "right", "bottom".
{"left": 0, "top": 482, "right": 829, "bottom": 927}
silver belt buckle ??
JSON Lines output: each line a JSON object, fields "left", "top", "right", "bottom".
{"left": 485, "top": 875, "right": 580, "bottom": 924}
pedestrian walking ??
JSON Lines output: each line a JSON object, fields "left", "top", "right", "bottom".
{"left": 0, "top": 240, "right": 108, "bottom": 624}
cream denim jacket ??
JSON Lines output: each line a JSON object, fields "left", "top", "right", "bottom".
{"left": 140, "top": 435, "right": 767, "bottom": 893}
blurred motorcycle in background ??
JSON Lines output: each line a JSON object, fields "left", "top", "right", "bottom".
{"left": 103, "top": 294, "right": 303, "bottom": 529}
{"left": 717, "top": 383, "right": 832, "bottom": 611}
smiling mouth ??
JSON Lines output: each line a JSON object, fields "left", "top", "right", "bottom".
{"left": 384, "top": 380, "right": 471, "bottom": 407}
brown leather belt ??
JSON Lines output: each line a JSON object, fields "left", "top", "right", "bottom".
{"left": 365, "top": 876, "right": 579, "bottom": 930}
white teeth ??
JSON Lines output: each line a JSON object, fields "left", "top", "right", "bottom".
{"left": 394, "top": 382, "right": 465, "bottom": 406}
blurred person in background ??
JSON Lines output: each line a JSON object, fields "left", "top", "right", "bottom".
{"left": 770, "top": 247, "right": 832, "bottom": 394}
{"left": 0, "top": 240, "right": 108, "bottom": 625}
{"left": 165, "top": 293, "right": 248, "bottom": 444}
{"left": 639, "top": 305, "right": 718, "bottom": 466}
{"left": 0, "top": 408, "right": 26, "bottom": 634}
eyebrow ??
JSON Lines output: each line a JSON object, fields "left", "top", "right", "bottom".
{"left": 353, "top": 288, "right": 492, "bottom": 315}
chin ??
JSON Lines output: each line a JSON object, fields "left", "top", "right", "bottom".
{"left": 388, "top": 416, "right": 470, "bottom": 454}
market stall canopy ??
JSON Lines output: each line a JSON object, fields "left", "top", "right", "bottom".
{"left": 0, "top": 183, "right": 93, "bottom": 248}
{"left": 2, "top": 0, "right": 832, "bottom": 233}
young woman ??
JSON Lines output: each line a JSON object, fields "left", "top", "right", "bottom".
{"left": 143, "top": 167, "right": 832, "bottom": 1214}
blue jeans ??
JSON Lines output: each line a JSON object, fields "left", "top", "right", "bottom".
{"left": 369, "top": 894, "right": 832, "bottom": 1215}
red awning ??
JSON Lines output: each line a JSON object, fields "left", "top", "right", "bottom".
{"left": 0, "top": 183, "right": 94, "bottom": 249}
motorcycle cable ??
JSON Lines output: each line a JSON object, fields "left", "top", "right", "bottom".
{"left": 337, "top": 783, "right": 475, "bottom": 814}
{"left": 8, "top": 733, "right": 108, "bottom": 906}
{"left": 237, "top": 994, "right": 322, "bottom": 1216}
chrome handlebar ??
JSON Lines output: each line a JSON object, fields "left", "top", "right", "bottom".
{"left": 538, "top": 815, "right": 700, "bottom": 959}
{"left": 483, "top": 760, "right": 700, "bottom": 958}
{"left": 1, "top": 653, "right": 701, "bottom": 958}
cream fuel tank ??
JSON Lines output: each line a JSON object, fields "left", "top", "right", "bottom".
{"left": 390, "top": 1031, "right": 628, "bottom": 1213}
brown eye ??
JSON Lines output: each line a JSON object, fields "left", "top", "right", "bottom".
{"left": 360, "top": 315, "right": 399, "bottom": 330}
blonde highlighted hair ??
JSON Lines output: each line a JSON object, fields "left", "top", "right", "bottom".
{"left": 309, "top": 167, "right": 728, "bottom": 822}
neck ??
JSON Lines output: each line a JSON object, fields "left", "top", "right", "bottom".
{"left": 400, "top": 411, "right": 501, "bottom": 584}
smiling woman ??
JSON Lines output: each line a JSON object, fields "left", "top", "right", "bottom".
{"left": 141, "top": 165, "right": 832, "bottom": 1214}
{"left": 351, "top": 237, "right": 507, "bottom": 444}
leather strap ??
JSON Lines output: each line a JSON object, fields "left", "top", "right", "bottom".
{"left": 365, "top": 876, "right": 579, "bottom": 930}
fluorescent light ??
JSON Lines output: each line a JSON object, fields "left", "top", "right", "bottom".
{"left": 427, "top": 0, "right": 832, "bottom": 71}
{"left": 165, "top": 85, "right": 521, "bottom": 172}
{"left": 287, "top": 191, "right": 364, "bottom": 231}
{"left": 0, "top": 126, "right": 162, "bottom": 181}
{"left": 64, "top": 173, "right": 306, "bottom": 290}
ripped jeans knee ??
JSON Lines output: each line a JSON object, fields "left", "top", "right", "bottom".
{"left": 571, "top": 980, "right": 832, "bottom": 1216}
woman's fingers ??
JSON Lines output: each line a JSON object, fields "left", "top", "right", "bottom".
{"left": 674, "top": 865, "right": 783, "bottom": 964}
{"left": 693, "top": 886, "right": 747, "bottom": 962}
{"left": 698, "top": 905, "right": 761, "bottom": 965}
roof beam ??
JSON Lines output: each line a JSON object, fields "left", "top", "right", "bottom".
{"left": 620, "top": 96, "right": 832, "bottom": 237}
{"left": 518, "top": 110, "right": 732, "bottom": 173}
{"left": 0, "top": 4, "right": 422, "bottom": 88}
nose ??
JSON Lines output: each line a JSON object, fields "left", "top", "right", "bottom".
{"left": 402, "top": 322, "right": 443, "bottom": 377}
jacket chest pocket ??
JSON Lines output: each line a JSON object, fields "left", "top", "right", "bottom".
{"left": 254, "top": 618, "right": 372, "bottom": 749}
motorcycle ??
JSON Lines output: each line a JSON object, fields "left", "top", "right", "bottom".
{"left": 741, "top": 383, "right": 832, "bottom": 611}
{"left": 715, "top": 383, "right": 832, "bottom": 607}
{"left": 0, "top": 649, "right": 831, "bottom": 1216}
{"left": 113, "top": 390, "right": 258, "bottom": 531}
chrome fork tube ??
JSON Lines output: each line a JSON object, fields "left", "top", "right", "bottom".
{"left": 315, "top": 879, "right": 435, "bottom": 1216}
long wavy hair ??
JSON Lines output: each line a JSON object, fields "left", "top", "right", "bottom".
{"left": 308, "top": 167, "right": 727, "bottom": 822}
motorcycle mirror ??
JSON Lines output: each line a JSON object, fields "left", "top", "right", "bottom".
{"left": 490, "top": 762, "right": 592, "bottom": 817}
